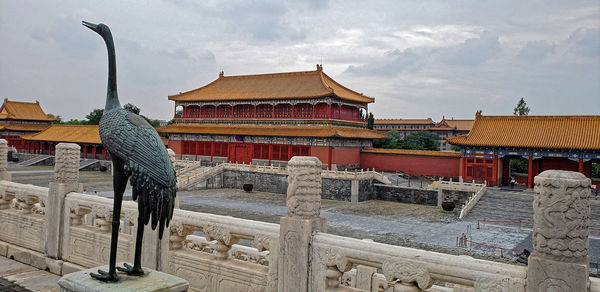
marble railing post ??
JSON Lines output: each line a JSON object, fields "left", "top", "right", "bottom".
{"left": 0, "top": 139, "right": 11, "bottom": 181}
{"left": 46, "top": 143, "right": 82, "bottom": 259}
{"left": 279, "top": 156, "right": 326, "bottom": 292}
{"left": 527, "top": 170, "right": 591, "bottom": 291}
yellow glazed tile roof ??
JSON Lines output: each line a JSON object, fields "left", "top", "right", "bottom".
{"left": 0, "top": 123, "right": 50, "bottom": 132}
{"left": 361, "top": 148, "right": 462, "bottom": 158}
{"left": 374, "top": 118, "right": 435, "bottom": 125}
{"left": 0, "top": 99, "right": 57, "bottom": 121}
{"left": 447, "top": 115, "right": 600, "bottom": 150}
{"left": 430, "top": 119, "right": 474, "bottom": 131}
{"left": 157, "top": 124, "right": 386, "bottom": 139}
{"left": 168, "top": 66, "right": 374, "bottom": 104}
{"left": 22, "top": 125, "right": 101, "bottom": 144}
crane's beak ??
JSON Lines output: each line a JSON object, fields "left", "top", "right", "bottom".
{"left": 82, "top": 21, "right": 99, "bottom": 32}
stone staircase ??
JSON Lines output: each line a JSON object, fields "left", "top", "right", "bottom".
{"left": 464, "top": 190, "right": 534, "bottom": 223}
{"left": 16, "top": 155, "right": 52, "bottom": 166}
{"left": 79, "top": 159, "right": 98, "bottom": 170}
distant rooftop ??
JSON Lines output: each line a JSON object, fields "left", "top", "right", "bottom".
{"left": 0, "top": 99, "right": 57, "bottom": 122}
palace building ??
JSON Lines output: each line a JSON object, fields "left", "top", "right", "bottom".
{"left": 373, "top": 117, "right": 474, "bottom": 151}
{"left": 0, "top": 99, "right": 56, "bottom": 149}
{"left": 158, "top": 65, "right": 385, "bottom": 169}
{"left": 448, "top": 114, "right": 600, "bottom": 188}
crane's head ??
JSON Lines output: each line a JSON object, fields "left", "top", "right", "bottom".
{"left": 82, "top": 21, "right": 110, "bottom": 38}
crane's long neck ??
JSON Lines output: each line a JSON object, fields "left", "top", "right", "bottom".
{"left": 104, "top": 32, "right": 120, "bottom": 113}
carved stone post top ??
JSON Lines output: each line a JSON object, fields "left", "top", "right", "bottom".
{"left": 534, "top": 170, "right": 591, "bottom": 187}
{"left": 0, "top": 139, "right": 7, "bottom": 146}
{"left": 286, "top": 156, "right": 322, "bottom": 218}
{"left": 532, "top": 169, "right": 591, "bottom": 262}
{"left": 54, "top": 143, "right": 81, "bottom": 183}
{"left": 287, "top": 156, "right": 322, "bottom": 168}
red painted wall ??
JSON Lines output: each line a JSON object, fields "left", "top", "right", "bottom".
{"left": 332, "top": 147, "right": 361, "bottom": 165}
{"left": 168, "top": 140, "right": 182, "bottom": 154}
{"left": 310, "top": 146, "right": 330, "bottom": 166}
{"left": 360, "top": 153, "right": 460, "bottom": 178}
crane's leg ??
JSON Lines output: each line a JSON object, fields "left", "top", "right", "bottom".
{"left": 91, "top": 159, "right": 127, "bottom": 282}
{"left": 117, "top": 189, "right": 144, "bottom": 276}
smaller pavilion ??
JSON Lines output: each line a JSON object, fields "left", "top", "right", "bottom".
{"left": 448, "top": 114, "right": 600, "bottom": 188}
{"left": 22, "top": 125, "right": 108, "bottom": 159}
{"left": 0, "top": 99, "right": 56, "bottom": 149}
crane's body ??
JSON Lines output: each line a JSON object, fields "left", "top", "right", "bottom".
{"left": 82, "top": 20, "right": 176, "bottom": 282}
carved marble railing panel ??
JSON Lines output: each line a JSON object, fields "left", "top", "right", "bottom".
{"left": 312, "top": 233, "right": 526, "bottom": 292}
{"left": 0, "top": 181, "right": 48, "bottom": 253}
{"left": 62, "top": 192, "right": 137, "bottom": 268}
{"left": 166, "top": 209, "right": 279, "bottom": 292}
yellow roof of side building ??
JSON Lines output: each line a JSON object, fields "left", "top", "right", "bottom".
{"left": 0, "top": 99, "right": 57, "bottom": 121}
{"left": 23, "top": 125, "right": 101, "bottom": 144}
{"left": 447, "top": 115, "right": 600, "bottom": 150}
{"left": 168, "top": 65, "right": 374, "bottom": 104}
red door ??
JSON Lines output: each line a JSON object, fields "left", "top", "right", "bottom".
{"left": 234, "top": 145, "right": 251, "bottom": 164}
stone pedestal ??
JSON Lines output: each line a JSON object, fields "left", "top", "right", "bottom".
{"left": 0, "top": 139, "right": 11, "bottom": 181}
{"left": 46, "top": 143, "right": 82, "bottom": 259}
{"left": 278, "top": 156, "right": 325, "bottom": 292}
{"left": 57, "top": 263, "right": 189, "bottom": 292}
{"left": 527, "top": 170, "right": 591, "bottom": 292}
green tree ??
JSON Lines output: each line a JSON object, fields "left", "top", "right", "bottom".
{"left": 592, "top": 162, "right": 600, "bottom": 178}
{"left": 513, "top": 98, "right": 530, "bottom": 116}
{"left": 402, "top": 131, "right": 439, "bottom": 150}
{"left": 367, "top": 113, "right": 375, "bottom": 130}
{"left": 123, "top": 103, "right": 141, "bottom": 115}
{"left": 86, "top": 108, "right": 104, "bottom": 125}
{"left": 63, "top": 119, "right": 87, "bottom": 125}
{"left": 373, "top": 130, "right": 401, "bottom": 149}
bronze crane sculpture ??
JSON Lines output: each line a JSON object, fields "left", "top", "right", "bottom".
{"left": 82, "top": 21, "right": 177, "bottom": 282}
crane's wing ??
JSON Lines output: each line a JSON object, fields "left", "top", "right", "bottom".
{"left": 99, "top": 108, "right": 176, "bottom": 238}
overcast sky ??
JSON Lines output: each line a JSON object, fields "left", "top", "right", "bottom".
{"left": 1, "top": 1, "right": 598, "bottom": 121}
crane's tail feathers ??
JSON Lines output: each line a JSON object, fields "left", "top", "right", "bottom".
{"left": 125, "top": 161, "right": 177, "bottom": 240}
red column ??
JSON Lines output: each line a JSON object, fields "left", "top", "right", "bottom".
{"left": 578, "top": 158, "right": 584, "bottom": 173}
{"left": 272, "top": 104, "right": 275, "bottom": 119}
{"left": 527, "top": 155, "right": 533, "bottom": 189}
{"left": 328, "top": 103, "right": 332, "bottom": 119}
{"left": 210, "top": 142, "right": 215, "bottom": 161}
{"left": 328, "top": 146, "right": 332, "bottom": 169}
{"left": 92, "top": 146, "right": 97, "bottom": 159}
{"left": 311, "top": 104, "right": 315, "bottom": 119}
{"left": 268, "top": 144, "right": 272, "bottom": 165}
{"left": 492, "top": 155, "right": 498, "bottom": 187}
{"left": 83, "top": 145, "right": 87, "bottom": 158}
{"left": 459, "top": 157, "right": 465, "bottom": 180}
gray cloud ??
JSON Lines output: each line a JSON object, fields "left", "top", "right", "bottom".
{"left": 345, "top": 48, "right": 426, "bottom": 76}
{"left": 439, "top": 31, "right": 502, "bottom": 66}
{"left": 517, "top": 40, "right": 555, "bottom": 61}
{"left": 565, "top": 28, "right": 600, "bottom": 57}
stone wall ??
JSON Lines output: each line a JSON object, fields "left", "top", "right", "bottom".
{"left": 373, "top": 184, "right": 438, "bottom": 206}
{"left": 222, "top": 169, "right": 288, "bottom": 194}
{"left": 222, "top": 169, "right": 375, "bottom": 202}
{"left": 441, "top": 189, "right": 473, "bottom": 206}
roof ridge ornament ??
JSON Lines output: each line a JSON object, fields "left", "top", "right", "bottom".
{"left": 219, "top": 71, "right": 224, "bottom": 78}
{"left": 316, "top": 64, "right": 323, "bottom": 72}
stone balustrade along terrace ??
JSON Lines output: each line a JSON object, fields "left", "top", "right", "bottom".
{"left": 0, "top": 140, "right": 597, "bottom": 291}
